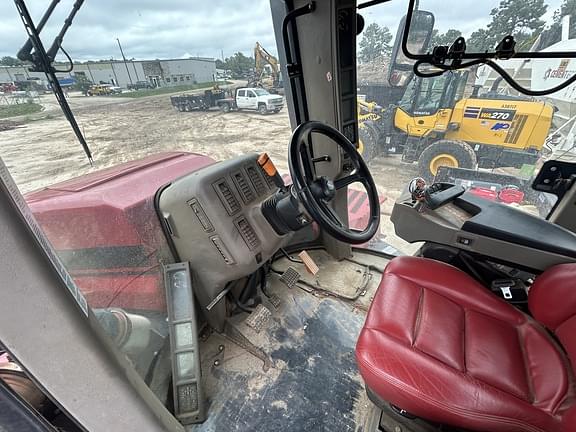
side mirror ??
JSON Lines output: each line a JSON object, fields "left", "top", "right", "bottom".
{"left": 388, "top": 10, "right": 434, "bottom": 87}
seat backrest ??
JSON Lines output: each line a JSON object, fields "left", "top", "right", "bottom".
{"left": 529, "top": 263, "right": 576, "bottom": 370}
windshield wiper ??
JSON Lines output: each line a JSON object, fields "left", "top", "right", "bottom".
{"left": 15, "top": 0, "right": 93, "bottom": 165}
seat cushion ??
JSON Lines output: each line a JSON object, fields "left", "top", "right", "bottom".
{"left": 356, "top": 256, "right": 572, "bottom": 432}
{"left": 529, "top": 263, "right": 576, "bottom": 371}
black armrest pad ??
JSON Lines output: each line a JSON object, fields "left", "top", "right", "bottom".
{"left": 457, "top": 192, "right": 576, "bottom": 258}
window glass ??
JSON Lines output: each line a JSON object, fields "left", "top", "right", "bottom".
{"left": 0, "top": 0, "right": 287, "bottom": 413}
{"left": 354, "top": 0, "right": 560, "bottom": 255}
{"left": 413, "top": 74, "right": 449, "bottom": 115}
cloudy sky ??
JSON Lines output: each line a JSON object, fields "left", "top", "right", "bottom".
{"left": 0, "top": 0, "right": 564, "bottom": 61}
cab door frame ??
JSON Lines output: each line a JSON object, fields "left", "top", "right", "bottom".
{"left": 0, "top": 166, "right": 183, "bottom": 432}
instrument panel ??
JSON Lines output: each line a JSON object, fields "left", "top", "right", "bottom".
{"left": 157, "top": 153, "right": 291, "bottom": 330}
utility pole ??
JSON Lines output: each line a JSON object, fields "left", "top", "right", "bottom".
{"left": 116, "top": 38, "right": 133, "bottom": 86}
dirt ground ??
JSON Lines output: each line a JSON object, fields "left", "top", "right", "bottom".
{"left": 0, "top": 89, "right": 419, "bottom": 253}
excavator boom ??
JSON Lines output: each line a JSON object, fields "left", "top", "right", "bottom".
{"left": 251, "top": 42, "right": 283, "bottom": 94}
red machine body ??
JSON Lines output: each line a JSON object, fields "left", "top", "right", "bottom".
{"left": 25, "top": 152, "right": 215, "bottom": 312}
{"left": 469, "top": 186, "right": 499, "bottom": 201}
{"left": 24, "top": 152, "right": 380, "bottom": 313}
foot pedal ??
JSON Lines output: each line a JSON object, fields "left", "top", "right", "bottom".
{"left": 245, "top": 304, "right": 272, "bottom": 333}
{"left": 268, "top": 293, "right": 281, "bottom": 309}
{"left": 279, "top": 266, "right": 300, "bottom": 289}
{"left": 299, "top": 250, "right": 319, "bottom": 275}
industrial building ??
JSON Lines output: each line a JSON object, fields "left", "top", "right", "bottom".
{"left": 0, "top": 57, "right": 217, "bottom": 89}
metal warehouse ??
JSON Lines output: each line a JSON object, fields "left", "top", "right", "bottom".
{"left": 0, "top": 57, "right": 217, "bottom": 88}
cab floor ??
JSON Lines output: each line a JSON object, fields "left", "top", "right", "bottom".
{"left": 189, "top": 249, "right": 389, "bottom": 432}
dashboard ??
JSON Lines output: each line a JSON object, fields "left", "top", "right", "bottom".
{"left": 156, "top": 153, "right": 291, "bottom": 330}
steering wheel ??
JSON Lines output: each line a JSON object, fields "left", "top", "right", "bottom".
{"left": 288, "top": 121, "right": 380, "bottom": 244}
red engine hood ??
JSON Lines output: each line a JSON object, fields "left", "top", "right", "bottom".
{"left": 25, "top": 152, "right": 215, "bottom": 311}
{"left": 26, "top": 152, "right": 215, "bottom": 249}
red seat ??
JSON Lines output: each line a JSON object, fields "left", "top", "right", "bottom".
{"left": 356, "top": 256, "right": 576, "bottom": 432}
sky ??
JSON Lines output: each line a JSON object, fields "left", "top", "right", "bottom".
{"left": 0, "top": 0, "right": 565, "bottom": 62}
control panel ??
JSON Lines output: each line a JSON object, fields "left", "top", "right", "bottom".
{"left": 156, "top": 154, "right": 292, "bottom": 331}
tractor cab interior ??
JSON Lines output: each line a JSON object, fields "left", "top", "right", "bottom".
{"left": 1, "top": 1, "right": 576, "bottom": 432}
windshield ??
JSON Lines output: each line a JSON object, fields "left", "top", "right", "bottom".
{"left": 0, "top": 0, "right": 574, "bottom": 426}
{"left": 356, "top": 0, "right": 576, "bottom": 253}
{"left": 0, "top": 0, "right": 293, "bottom": 415}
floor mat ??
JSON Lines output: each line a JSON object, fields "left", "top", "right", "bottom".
{"left": 189, "top": 250, "right": 395, "bottom": 431}
{"left": 272, "top": 249, "right": 372, "bottom": 300}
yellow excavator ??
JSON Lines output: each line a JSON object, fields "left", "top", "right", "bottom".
{"left": 251, "top": 42, "right": 283, "bottom": 94}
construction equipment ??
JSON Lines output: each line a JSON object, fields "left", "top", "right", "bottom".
{"left": 356, "top": 19, "right": 555, "bottom": 182}
{"left": 357, "top": 98, "right": 385, "bottom": 161}
{"left": 394, "top": 71, "right": 554, "bottom": 180}
{"left": 250, "top": 42, "right": 283, "bottom": 94}
{"left": 86, "top": 84, "right": 113, "bottom": 96}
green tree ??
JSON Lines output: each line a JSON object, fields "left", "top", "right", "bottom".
{"left": 467, "top": 0, "right": 547, "bottom": 51}
{"left": 224, "top": 52, "right": 254, "bottom": 78}
{"left": 72, "top": 73, "right": 93, "bottom": 95}
{"left": 358, "top": 23, "right": 393, "bottom": 63}
{"left": 430, "top": 29, "right": 463, "bottom": 47}
{"left": 541, "top": 0, "right": 576, "bottom": 49}
{"left": 0, "top": 56, "right": 24, "bottom": 66}
{"left": 467, "top": 28, "right": 493, "bottom": 52}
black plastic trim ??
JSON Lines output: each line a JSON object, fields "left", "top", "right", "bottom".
{"left": 0, "top": 379, "right": 55, "bottom": 432}
{"left": 153, "top": 182, "right": 182, "bottom": 263}
{"left": 457, "top": 192, "right": 576, "bottom": 258}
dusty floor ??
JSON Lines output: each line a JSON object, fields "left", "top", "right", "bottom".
{"left": 194, "top": 249, "right": 389, "bottom": 431}
{"left": 0, "top": 89, "right": 420, "bottom": 253}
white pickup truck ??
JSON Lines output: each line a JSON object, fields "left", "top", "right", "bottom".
{"left": 217, "top": 87, "right": 284, "bottom": 114}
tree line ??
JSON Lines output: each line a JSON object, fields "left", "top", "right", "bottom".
{"left": 358, "top": 0, "right": 576, "bottom": 63}
{"left": 215, "top": 52, "right": 254, "bottom": 79}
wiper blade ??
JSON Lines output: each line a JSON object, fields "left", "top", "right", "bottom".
{"left": 15, "top": 0, "right": 93, "bottom": 165}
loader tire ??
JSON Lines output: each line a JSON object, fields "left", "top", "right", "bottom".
{"left": 358, "top": 123, "right": 379, "bottom": 162}
{"left": 418, "top": 140, "right": 477, "bottom": 182}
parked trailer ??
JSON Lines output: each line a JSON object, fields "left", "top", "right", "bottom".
{"left": 170, "top": 89, "right": 227, "bottom": 112}
{"left": 171, "top": 87, "right": 284, "bottom": 115}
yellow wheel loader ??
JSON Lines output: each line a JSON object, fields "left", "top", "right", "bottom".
{"left": 393, "top": 71, "right": 554, "bottom": 180}
{"left": 357, "top": 98, "right": 384, "bottom": 161}
{"left": 357, "top": 70, "right": 554, "bottom": 180}
{"left": 356, "top": 11, "right": 555, "bottom": 181}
